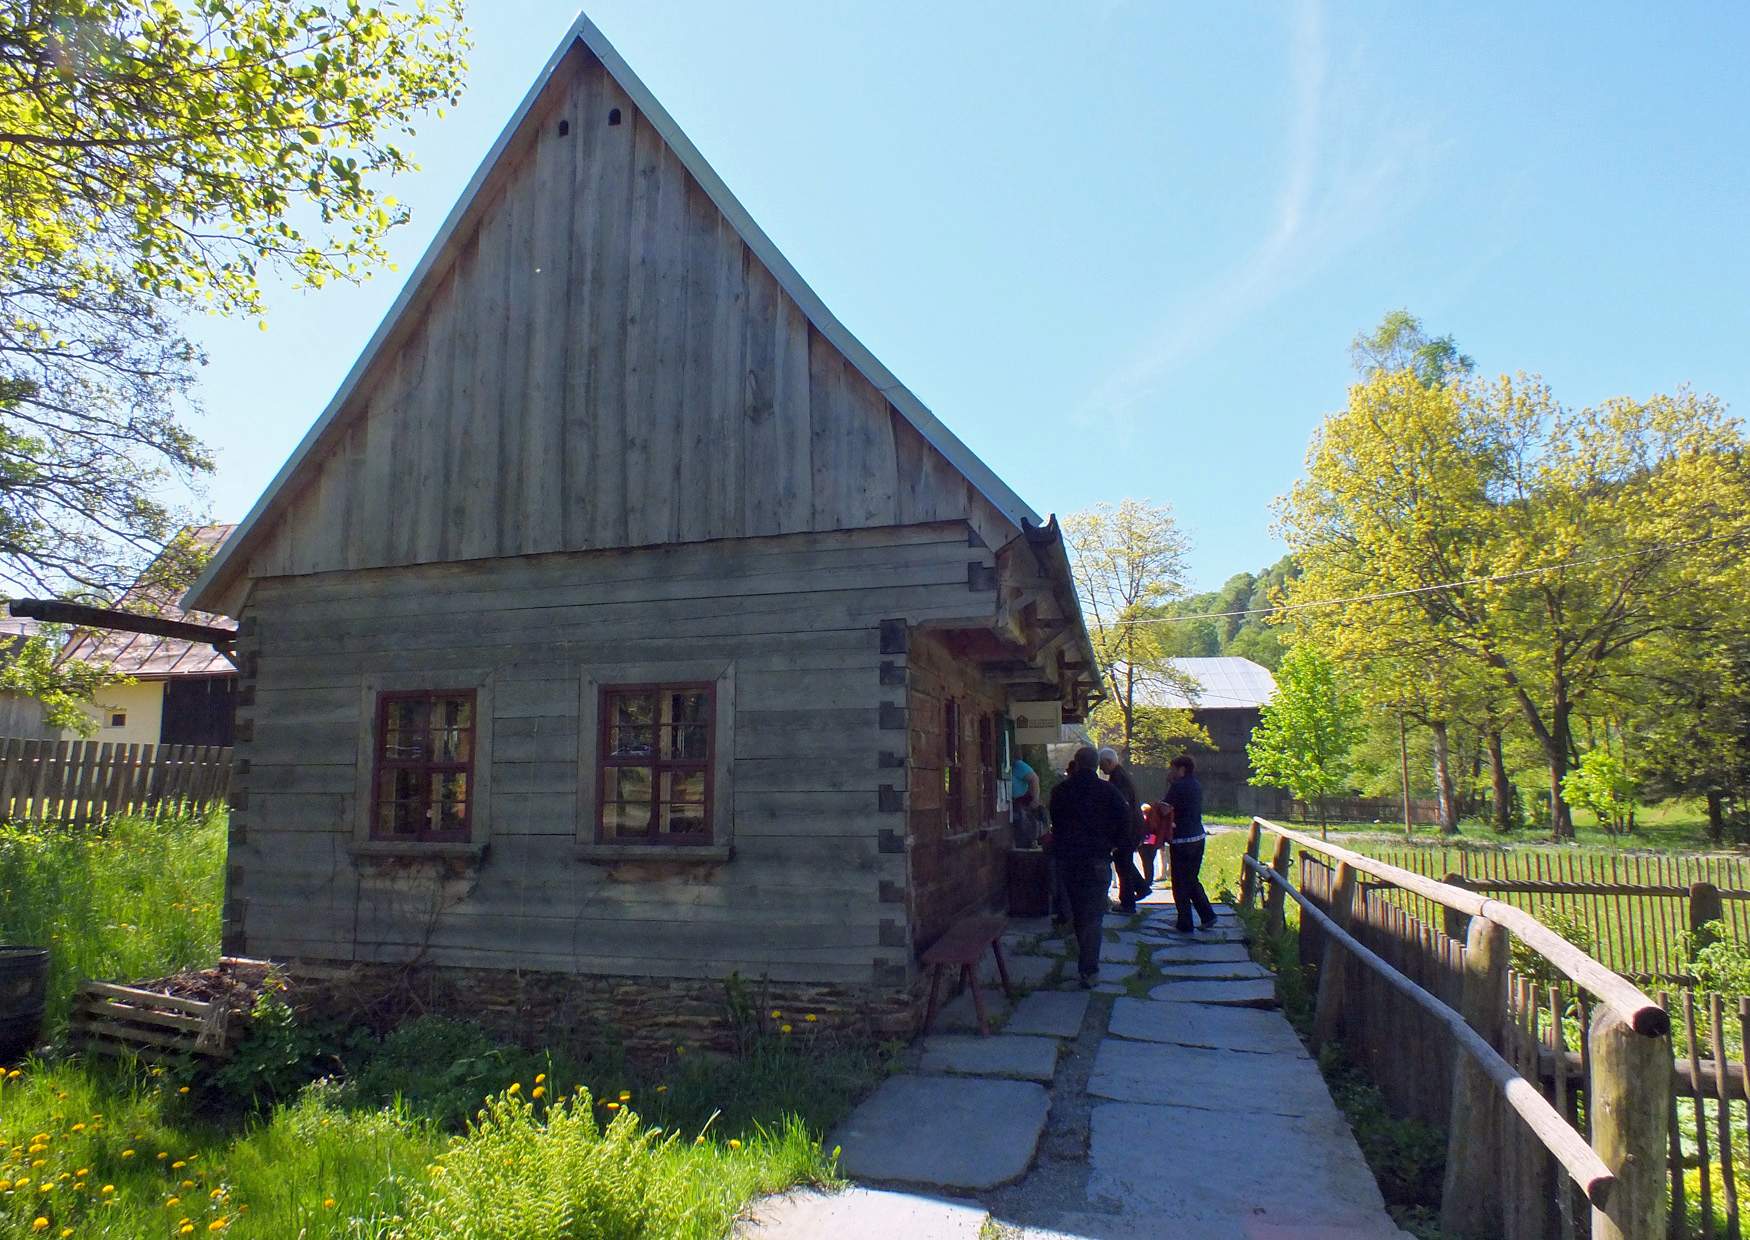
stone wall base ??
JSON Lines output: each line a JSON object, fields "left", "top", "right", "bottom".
{"left": 282, "top": 960, "right": 929, "bottom": 1059}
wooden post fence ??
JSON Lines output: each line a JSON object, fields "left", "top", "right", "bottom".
{"left": 1240, "top": 817, "right": 1678, "bottom": 1240}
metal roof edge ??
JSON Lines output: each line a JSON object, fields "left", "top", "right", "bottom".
{"left": 187, "top": 8, "right": 1041, "bottom": 611}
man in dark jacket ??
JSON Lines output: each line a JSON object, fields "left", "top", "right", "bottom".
{"left": 1098, "top": 747, "right": 1149, "bottom": 913}
{"left": 1047, "top": 746, "right": 1133, "bottom": 985}
{"left": 1163, "top": 753, "right": 1218, "bottom": 932}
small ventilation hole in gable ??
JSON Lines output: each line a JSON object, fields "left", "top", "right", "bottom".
{"left": 608, "top": 107, "right": 622, "bottom": 126}
{"left": 558, "top": 118, "right": 569, "bottom": 136}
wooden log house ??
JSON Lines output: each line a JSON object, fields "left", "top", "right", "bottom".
{"left": 185, "top": 13, "right": 1100, "bottom": 1050}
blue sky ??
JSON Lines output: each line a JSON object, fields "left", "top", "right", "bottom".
{"left": 189, "top": 1, "right": 1750, "bottom": 591}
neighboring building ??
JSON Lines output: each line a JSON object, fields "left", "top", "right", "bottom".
{"left": 1145, "top": 656, "right": 1277, "bottom": 810}
{"left": 0, "top": 615, "right": 56, "bottom": 739}
{"left": 183, "top": 15, "right": 1099, "bottom": 1052}
{"left": 59, "top": 525, "right": 239, "bottom": 746}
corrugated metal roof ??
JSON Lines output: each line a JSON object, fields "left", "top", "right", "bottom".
{"left": 61, "top": 525, "right": 238, "bottom": 679}
{"left": 1141, "top": 657, "right": 1277, "bottom": 711}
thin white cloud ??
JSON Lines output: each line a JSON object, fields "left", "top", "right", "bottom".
{"left": 1076, "top": 0, "right": 1430, "bottom": 429}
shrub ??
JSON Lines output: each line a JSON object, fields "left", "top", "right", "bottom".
{"left": 1510, "top": 905, "right": 1595, "bottom": 986}
{"left": 343, "top": 1016, "right": 575, "bottom": 1132}
{"left": 391, "top": 1087, "right": 832, "bottom": 1240}
{"left": 1679, "top": 920, "right": 1750, "bottom": 998}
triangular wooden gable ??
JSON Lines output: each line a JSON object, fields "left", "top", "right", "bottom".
{"left": 190, "top": 21, "right": 1034, "bottom": 613}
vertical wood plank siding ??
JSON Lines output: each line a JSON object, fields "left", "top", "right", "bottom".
{"left": 230, "top": 525, "right": 994, "bottom": 983}
{"left": 241, "top": 44, "right": 1010, "bottom": 589}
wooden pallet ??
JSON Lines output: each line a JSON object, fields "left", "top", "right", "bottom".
{"left": 69, "top": 981, "right": 232, "bottom": 1061}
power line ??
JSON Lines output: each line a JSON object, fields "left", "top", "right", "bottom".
{"left": 1124, "top": 532, "right": 1741, "bottom": 626}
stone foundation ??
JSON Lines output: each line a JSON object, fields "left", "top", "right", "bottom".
{"left": 282, "top": 959, "right": 928, "bottom": 1059}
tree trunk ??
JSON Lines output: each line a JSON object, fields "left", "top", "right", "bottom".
{"left": 1486, "top": 729, "right": 1512, "bottom": 832}
{"left": 1399, "top": 713, "right": 1413, "bottom": 838}
{"left": 1548, "top": 696, "right": 1574, "bottom": 839}
{"left": 1707, "top": 791, "right": 1725, "bottom": 844}
{"left": 1430, "top": 721, "right": 1458, "bottom": 834}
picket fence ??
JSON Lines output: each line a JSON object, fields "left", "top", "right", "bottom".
{"left": 0, "top": 737, "right": 232, "bottom": 823}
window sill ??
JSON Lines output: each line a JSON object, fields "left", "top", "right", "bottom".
{"left": 576, "top": 843, "right": 733, "bottom": 864}
{"left": 350, "top": 840, "right": 489, "bottom": 861}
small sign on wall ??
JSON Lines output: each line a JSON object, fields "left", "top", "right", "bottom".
{"left": 1011, "top": 699, "right": 1062, "bottom": 746}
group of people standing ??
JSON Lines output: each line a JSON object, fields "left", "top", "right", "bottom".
{"left": 1030, "top": 746, "right": 1216, "bottom": 988}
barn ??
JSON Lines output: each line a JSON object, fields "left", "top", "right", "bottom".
{"left": 186, "top": 13, "right": 1099, "bottom": 1050}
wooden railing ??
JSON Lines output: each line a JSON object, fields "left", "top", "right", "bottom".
{"left": 1367, "top": 844, "right": 1750, "bottom": 982}
{"left": 1240, "top": 817, "right": 1672, "bottom": 1240}
{"left": 0, "top": 738, "right": 231, "bottom": 824}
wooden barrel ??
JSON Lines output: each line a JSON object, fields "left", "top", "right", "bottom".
{"left": 0, "top": 947, "right": 49, "bottom": 1063}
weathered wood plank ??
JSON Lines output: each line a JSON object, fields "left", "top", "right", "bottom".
{"left": 521, "top": 76, "right": 577, "bottom": 556}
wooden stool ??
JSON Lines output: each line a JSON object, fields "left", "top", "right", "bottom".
{"left": 920, "top": 914, "right": 1013, "bottom": 1036}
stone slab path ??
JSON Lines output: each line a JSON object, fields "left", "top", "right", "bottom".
{"left": 738, "top": 888, "right": 1408, "bottom": 1239}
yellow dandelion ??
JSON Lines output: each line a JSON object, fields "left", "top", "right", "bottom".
{"left": 181, "top": 1179, "right": 196, "bottom": 1189}
{"left": 177, "top": 1087, "right": 190, "bottom": 1095}
{"left": 531, "top": 1086, "right": 545, "bottom": 1099}
{"left": 61, "top": 1230, "right": 74, "bottom": 1238}
{"left": 618, "top": 1091, "right": 631, "bottom": 1102}
{"left": 102, "top": 1184, "right": 115, "bottom": 1195}
{"left": 157, "top": 1152, "right": 169, "bottom": 1161}
{"left": 31, "top": 1220, "right": 48, "bottom": 1233}
{"left": 70, "top": 1124, "right": 84, "bottom": 1133}
{"left": 323, "top": 1198, "right": 336, "bottom": 1209}
{"left": 209, "top": 1219, "right": 228, "bottom": 1232}
{"left": 781, "top": 1024, "right": 792, "bottom": 1034}
{"left": 210, "top": 1188, "right": 225, "bottom": 1199}
{"left": 166, "top": 1195, "right": 181, "bottom": 1206}
{"left": 728, "top": 1138, "right": 742, "bottom": 1150}
{"left": 769, "top": 1009, "right": 781, "bottom": 1019}
{"left": 605, "top": 1102, "right": 620, "bottom": 1111}
{"left": 693, "top": 1136, "right": 704, "bottom": 1146}
{"left": 74, "top": 1168, "right": 87, "bottom": 1177}
{"left": 534, "top": 1073, "right": 546, "bottom": 1085}
{"left": 39, "top": 1182, "right": 54, "bottom": 1192}
{"left": 120, "top": 1150, "right": 135, "bottom": 1159}
{"left": 172, "top": 1161, "right": 186, "bottom": 1170}
{"left": 180, "top": 1227, "right": 195, "bottom": 1237}
{"left": 805, "top": 1014, "right": 818, "bottom": 1023}
{"left": 507, "top": 1082, "right": 521, "bottom": 1096}
{"left": 655, "top": 1085, "right": 668, "bottom": 1093}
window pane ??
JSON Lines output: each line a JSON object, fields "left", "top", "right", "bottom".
{"left": 661, "top": 802, "right": 707, "bottom": 835}
{"left": 662, "top": 770, "right": 705, "bottom": 803}
{"left": 603, "top": 800, "right": 653, "bottom": 839}
{"left": 383, "top": 698, "right": 430, "bottom": 761}
{"left": 434, "top": 695, "right": 473, "bottom": 730}
{"left": 604, "top": 766, "right": 652, "bottom": 802}
{"left": 431, "top": 727, "right": 472, "bottom": 764}
{"left": 431, "top": 770, "right": 468, "bottom": 805}
{"left": 666, "top": 724, "right": 709, "bottom": 761}
{"left": 667, "top": 691, "right": 709, "bottom": 725}
{"left": 376, "top": 767, "right": 426, "bottom": 835}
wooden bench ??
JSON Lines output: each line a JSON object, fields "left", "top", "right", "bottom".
{"left": 920, "top": 914, "right": 1013, "bottom": 1036}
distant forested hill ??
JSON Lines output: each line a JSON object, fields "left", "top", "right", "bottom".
{"left": 1151, "top": 554, "right": 1299, "bottom": 670}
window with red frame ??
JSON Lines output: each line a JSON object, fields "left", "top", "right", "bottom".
{"left": 978, "top": 713, "right": 997, "bottom": 824}
{"left": 597, "top": 684, "right": 713, "bottom": 844}
{"left": 372, "top": 690, "right": 476, "bottom": 842}
{"left": 943, "top": 697, "right": 963, "bottom": 830}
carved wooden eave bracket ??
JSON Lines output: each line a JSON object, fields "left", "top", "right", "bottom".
{"left": 915, "top": 516, "right": 1102, "bottom": 724}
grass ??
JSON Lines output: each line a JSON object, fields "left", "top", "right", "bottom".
{"left": 0, "top": 811, "right": 887, "bottom": 1237}
{"left": 1210, "top": 796, "right": 1730, "bottom": 853}
{"left": 0, "top": 808, "right": 225, "bottom": 1033}
{"left": 0, "top": 1057, "right": 841, "bottom": 1238}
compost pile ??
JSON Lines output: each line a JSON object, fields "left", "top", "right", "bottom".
{"left": 131, "top": 956, "right": 286, "bottom": 1019}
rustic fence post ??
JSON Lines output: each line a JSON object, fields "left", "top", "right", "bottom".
{"left": 1441, "top": 914, "right": 1510, "bottom": 1240}
{"left": 1264, "top": 834, "right": 1292, "bottom": 937}
{"left": 1238, "top": 820, "right": 1262, "bottom": 909}
{"left": 1589, "top": 1005, "right": 1670, "bottom": 1240}
{"left": 1311, "top": 860, "right": 1355, "bottom": 1049}
{"left": 1690, "top": 881, "right": 1724, "bottom": 939}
